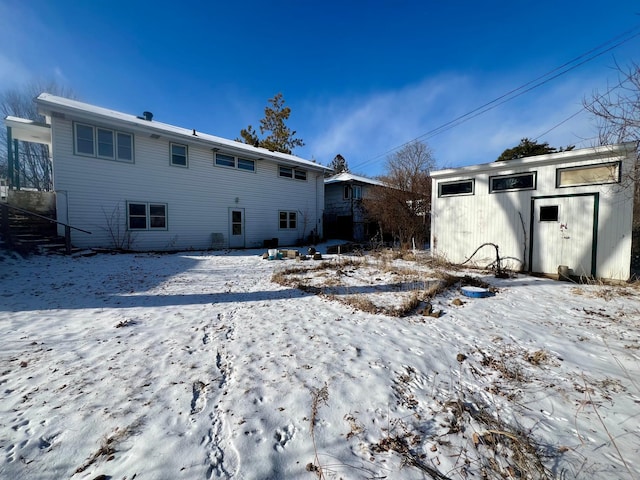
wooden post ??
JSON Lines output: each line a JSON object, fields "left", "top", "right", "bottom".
{"left": 65, "top": 225, "right": 71, "bottom": 255}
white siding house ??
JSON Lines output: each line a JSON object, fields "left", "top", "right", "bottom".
{"left": 24, "top": 93, "right": 327, "bottom": 251}
{"left": 430, "top": 143, "right": 637, "bottom": 281}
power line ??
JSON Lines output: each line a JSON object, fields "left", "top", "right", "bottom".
{"left": 351, "top": 24, "right": 640, "bottom": 171}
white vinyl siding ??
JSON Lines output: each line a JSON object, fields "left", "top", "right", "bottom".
{"left": 50, "top": 116, "right": 325, "bottom": 251}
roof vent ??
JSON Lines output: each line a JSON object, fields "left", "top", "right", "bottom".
{"left": 142, "top": 111, "right": 153, "bottom": 121}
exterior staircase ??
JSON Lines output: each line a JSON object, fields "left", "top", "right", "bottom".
{"left": 0, "top": 204, "right": 74, "bottom": 255}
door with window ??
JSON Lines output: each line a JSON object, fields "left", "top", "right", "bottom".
{"left": 229, "top": 208, "right": 245, "bottom": 248}
{"left": 530, "top": 195, "right": 597, "bottom": 276}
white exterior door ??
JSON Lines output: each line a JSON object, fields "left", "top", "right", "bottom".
{"left": 531, "top": 195, "right": 596, "bottom": 276}
{"left": 229, "top": 208, "right": 245, "bottom": 248}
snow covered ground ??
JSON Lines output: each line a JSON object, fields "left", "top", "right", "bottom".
{"left": 0, "top": 247, "right": 639, "bottom": 480}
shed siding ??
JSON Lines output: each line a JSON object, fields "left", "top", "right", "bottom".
{"left": 431, "top": 146, "right": 636, "bottom": 280}
{"left": 50, "top": 116, "right": 324, "bottom": 251}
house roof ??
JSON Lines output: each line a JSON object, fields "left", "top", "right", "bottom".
{"left": 35, "top": 93, "right": 329, "bottom": 172}
{"left": 324, "top": 172, "right": 385, "bottom": 186}
{"left": 430, "top": 142, "right": 638, "bottom": 179}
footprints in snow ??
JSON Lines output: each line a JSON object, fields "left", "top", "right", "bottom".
{"left": 273, "top": 425, "right": 296, "bottom": 451}
{"left": 191, "top": 381, "right": 207, "bottom": 414}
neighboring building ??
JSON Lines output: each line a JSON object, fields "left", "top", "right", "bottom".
{"left": 324, "top": 172, "right": 384, "bottom": 241}
{"left": 5, "top": 93, "right": 328, "bottom": 251}
{"left": 430, "top": 143, "right": 638, "bottom": 281}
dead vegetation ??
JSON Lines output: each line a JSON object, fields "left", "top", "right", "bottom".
{"left": 271, "top": 251, "right": 493, "bottom": 317}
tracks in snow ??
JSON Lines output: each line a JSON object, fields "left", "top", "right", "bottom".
{"left": 190, "top": 311, "right": 237, "bottom": 478}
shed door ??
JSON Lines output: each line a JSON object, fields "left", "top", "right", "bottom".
{"left": 531, "top": 195, "right": 596, "bottom": 276}
{"left": 229, "top": 208, "right": 245, "bottom": 248}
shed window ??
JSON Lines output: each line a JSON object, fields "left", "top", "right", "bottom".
{"left": 439, "top": 180, "right": 474, "bottom": 197}
{"left": 490, "top": 172, "right": 536, "bottom": 193}
{"left": 539, "top": 205, "right": 559, "bottom": 222}
{"left": 557, "top": 162, "right": 620, "bottom": 187}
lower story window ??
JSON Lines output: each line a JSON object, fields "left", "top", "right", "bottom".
{"left": 128, "top": 202, "right": 167, "bottom": 230}
{"left": 279, "top": 211, "right": 297, "bottom": 229}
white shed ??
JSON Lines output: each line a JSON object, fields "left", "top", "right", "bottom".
{"left": 430, "top": 143, "right": 638, "bottom": 281}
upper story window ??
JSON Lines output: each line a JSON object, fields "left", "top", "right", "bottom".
{"left": 556, "top": 162, "right": 620, "bottom": 187}
{"left": 74, "top": 122, "right": 133, "bottom": 162}
{"left": 438, "top": 179, "right": 474, "bottom": 197}
{"left": 215, "top": 153, "right": 255, "bottom": 172}
{"left": 171, "top": 143, "right": 188, "bottom": 167}
{"left": 279, "top": 165, "right": 307, "bottom": 181}
{"left": 490, "top": 172, "right": 536, "bottom": 193}
{"left": 343, "top": 185, "right": 362, "bottom": 200}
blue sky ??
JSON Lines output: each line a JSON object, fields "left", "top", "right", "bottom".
{"left": 1, "top": 1, "right": 639, "bottom": 176}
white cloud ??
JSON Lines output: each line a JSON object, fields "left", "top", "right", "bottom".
{"left": 302, "top": 67, "right": 618, "bottom": 175}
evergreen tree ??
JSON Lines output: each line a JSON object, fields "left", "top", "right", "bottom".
{"left": 328, "top": 154, "right": 349, "bottom": 175}
{"left": 237, "top": 93, "right": 304, "bottom": 154}
{"left": 496, "top": 138, "right": 574, "bottom": 161}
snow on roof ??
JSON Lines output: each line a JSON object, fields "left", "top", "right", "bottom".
{"left": 324, "top": 171, "right": 385, "bottom": 186}
{"left": 430, "top": 142, "right": 637, "bottom": 178}
{"left": 35, "top": 93, "right": 329, "bottom": 172}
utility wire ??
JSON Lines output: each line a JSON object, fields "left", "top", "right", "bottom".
{"left": 351, "top": 24, "right": 640, "bottom": 171}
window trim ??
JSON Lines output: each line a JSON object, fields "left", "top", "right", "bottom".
{"left": 127, "top": 202, "right": 168, "bottom": 231}
{"left": 489, "top": 172, "right": 537, "bottom": 193}
{"left": 170, "top": 143, "right": 188, "bottom": 168}
{"left": 278, "top": 210, "right": 297, "bottom": 230}
{"left": 556, "top": 161, "right": 621, "bottom": 188}
{"left": 279, "top": 165, "right": 307, "bottom": 181}
{"left": 73, "top": 122, "right": 134, "bottom": 163}
{"left": 438, "top": 179, "right": 475, "bottom": 197}
{"left": 214, "top": 152, "right": 255, "bottom": 172}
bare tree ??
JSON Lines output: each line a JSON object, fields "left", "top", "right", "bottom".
{"left": 0, "top": 80, "right": 75, "bottom": 190}
{"left": 584, "top": 62, "right": 640, "bottom": 269}
{"left": 365, "top": 141, "right": 435, "bottom": 248}
{"left": 584, "top": 61, "right": 640, "bottom": 146}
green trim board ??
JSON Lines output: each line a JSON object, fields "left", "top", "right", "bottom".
{"left": 528, "top": 192, "right": 599, "bottom": 277}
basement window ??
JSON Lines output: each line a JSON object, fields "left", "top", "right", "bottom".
{"left": 557, "top": 162, "right": 620, "bottom": 187}
{"left": 127, "top": 202, "right": 167, "bottom": 230}
{"left": 279, "top": 211, "right": 297, "bottom": 229}
{"left": 490, "top": 172, "right": 536, "bottom": 193}
{"left": 438, "top": 179, "right": 474, "bottom": 197}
